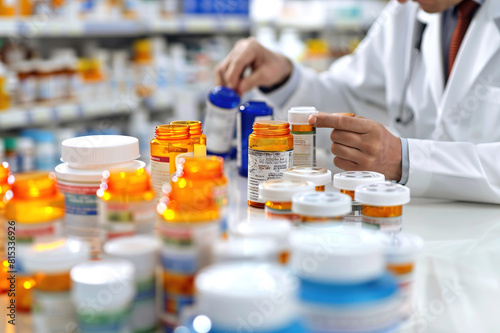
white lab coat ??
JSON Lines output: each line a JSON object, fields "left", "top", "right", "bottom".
{"left": 263, "top": 0, "right": 500, "bottom": 204}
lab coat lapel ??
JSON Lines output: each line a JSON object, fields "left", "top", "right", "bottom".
{"left": 441, "top": 1, "right": 500, "bottom": 113}
{"left": 420, "top": 11, "right": 444, "bottom": 110}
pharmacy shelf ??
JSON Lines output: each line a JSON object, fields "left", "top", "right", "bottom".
{"left": 253, "top": 18, "right": 376, "bottom": 32}
{"left": 0, "top": 101, "right": 137, "bottom": 130}
{"left": 0, "top": 16, "right": 250, "bottom": 37}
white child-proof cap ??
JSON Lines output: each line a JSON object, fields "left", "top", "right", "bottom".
{"left": 71, "top": 259, "right": 135, "bottom": 310}
{"left": 259, "top": 180, "right": 315, "bottom": 202}
{"left": 288, "top": 106, "right": 319, "bottom": 125}
{"left": 382, "top": 232, "right": 424, "bottom": 264}
{"left": 195, "top": 263, "right": 299, "bottom": 331}
{"left": 104, "top": 235, "right": 160, "bottom": 279}
{"left": 355, "top": 182, "right": 411, "bottom": 207}
{"left": 61, "top": 135, "right": 140, "bottom": 168}
{"left": 283, "top": 167, "right": 332, "bottom": 186}
{"left": 23, "top": 238, "right": 90, "bottom": 274}
{"left": 211, "top": 237, "right": 279, "bottom": 263}
{"left": 290, "top": 227, "right": 385, "bottom": 283}
{"left": 333, "top": 171, "right": 385, "bottom": 191}
{"left": 292, "top": 192, "right": 352, "bottom": 217}
{"left": 232, "top": 218, "right": 293, "bottom": 246}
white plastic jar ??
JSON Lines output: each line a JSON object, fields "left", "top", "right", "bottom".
{"left": 193, "top": 262, "right": 305, "bottom": 333}
{"left": 71, "top": 259, "right": 136, "bottom": 333}
{"left": 292, "top": 191, "right": 351, "bottom": 226}
{"left": 232, "top": 218, "right": 293, "bottom": 265}
{"left": 23, "top": 238, "right": 90, "bottom": 333}
{"left": 283, "top": 167, "right": 332, "bottom": 192}
{"left": 355, "top": 182, "right": 411, "bottom": 233}
{"left": 104, "top": 235, "right": 160, "bottom": 333}
{"left": 258, "top": 179, "right": 315, "bottom": 223}
{"left": 290, "top": 227, "right": 401, "bottom": 333}
{"left": 211, "top": 237, "right": 279, "bottom": 264}
{"left": 333, "top": 171, "right": 385, "bottom": 222}
{"left": 55, "top": 135, "right": 144, "bottom": 257}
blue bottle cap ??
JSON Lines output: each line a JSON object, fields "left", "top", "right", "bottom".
{"left": 209, "top": 86, "right": 240, "bottom": 109}
{"left": 239, "top": 101, "right": 273, "bottom": 115}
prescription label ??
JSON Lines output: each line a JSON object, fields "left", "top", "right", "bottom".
{"left": 291, "top": 132, "right": 316, "bottom": 167}
{"left": 57, "top": 182, "right": 100, "bottom": 229}
{"left": 77, "top": 306, "right": 132, "bottom": 333}
{"left": 247, "top": 149, "right": 293, "bottom": 203}
{"left": 362, "top": 216, "right": 403, "bottom": 233}
{"left": 99, "top": 200, "right": 156, "bottom": 240}
{"left": 151, "top": 155, "right": 170, "bottom": 200}
{"left": 32, "top": 290, "right": 76, "bottom": 333}
{"left": 132, "top": 276, "right": 157, "bottom": 333}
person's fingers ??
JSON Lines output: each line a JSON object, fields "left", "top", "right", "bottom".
{"left": 330, "top": 129, "right": 363, "bottom": 149}
{"left": 333, "top": 156, "right": 360, "bottom": 171}
{"left": 309, "top": 114, "right": 370, "bottom": 133}
{"left": 331, "top": 142, "right": 362, "bottom": 163}
{"left": 238, "top": 67, "right": 266, "bottom": 94}
{"left": 224, "top": 48, "right": 256, "bottom": 90}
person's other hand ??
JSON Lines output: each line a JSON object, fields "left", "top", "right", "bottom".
{"left": 309, "top": 114, "right": 402, "bottom": 181}
{"left": 214, "top": 37, "right": 293, "bottom": 95}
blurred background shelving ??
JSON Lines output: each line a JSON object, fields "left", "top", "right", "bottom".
{"left": 0, "top": 0, "right": 387, "bottom": 173}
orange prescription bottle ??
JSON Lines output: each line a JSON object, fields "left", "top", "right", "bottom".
{"left": 23, "top": 238, "right": 90, "bottom": 332}
{"left": 292, "top": 192, "right": 351, "bottom": 225}
{"left": 283, "top": 167, "right": 332, "bottom": 192}
{"left": 355, "top": 182, "right": 410, "bottom": 233}
{"left": 258, "top": 179, "right": 315, "bottom": 223}
{"left": 0, "top": 162, "right": 11, "bottom": 293}
{"left": 247, "top": 121, "right": 293, "bottom": 208}
{"left": 97, "top": 167, "right": 156, "bottom": 241}
{"left": 0, "top": 0, "right": 15, "bottom": 16}
{"left": 133, "top": 39, "right": 154, "bottom": 97}
{"left": 157, "top": 158, "right": 221, "bottom": 330}
{"left": 288, "top": 106, "right": 319, "bottom": 167}
{"left": 170, "top": 120, "right": 207, "bottom": 157}
{"left": 333, "top": 171, "right": 385, "bottom": 223}
{"left": 150, "top": 124, "right": 194, "bottom": 200}
{"left": 4, "top": 171, "right": 65, "bottom": 312}
{"left": 20, "top": 0, "right": 33, "bottom": 16}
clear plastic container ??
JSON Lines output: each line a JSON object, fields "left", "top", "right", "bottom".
{"left": 333, "top": 171, "right": 385, "bottom": 222}
{"left": 55, "top": 135, "right": 144, "bottom": 258}
{"left": 258, "top": 179, "right": 314, "bottom": 223}
{"left": 355, "top": 182, "right": 410, "bottom": 233}
{"left": 283, "top": 167, "right": 331, "bottom": 191}
{"left": 288, "top": 106, "right": 318, "bottom": 167}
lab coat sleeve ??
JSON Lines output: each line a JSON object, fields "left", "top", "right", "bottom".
{"left": 255, "top": 1, "right": 403, "bottom": 122}
{"left": 406, "top": 139, "right": 500, "bottom": 204}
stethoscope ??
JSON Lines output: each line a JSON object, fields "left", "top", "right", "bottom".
{"left": 395, "top": 20, "right": 427, "bottom": 125}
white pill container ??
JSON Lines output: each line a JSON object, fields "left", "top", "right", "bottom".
{"left": 292, "top": 191, "right": 352, "bottom": 226}
{"left": 283, "top": 167, "right": 332, "bottom": 191}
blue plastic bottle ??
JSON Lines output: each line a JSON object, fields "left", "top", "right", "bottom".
{"left": 237, "top": 101, "right": 273, "bottom": 177}
{"left": 204, "top": 86, "right": 241, "bottom": 157}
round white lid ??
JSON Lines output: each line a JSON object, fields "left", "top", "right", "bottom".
{"left": 283, "top": 167, "right": 332, "bottom": 186}
{"left": 333, "top": 171, "right": 385, "bottom": 191}
{"left": 292, "top": 192, "right": 352, "bottom": 217}
{"left": 71, "top": 259, "right": 135, "bottom": 309}
{"left": 104, "top": 235, "right": 160, "bottom": 277}
{"left": 212, "top": 237, "right": 279, "bottom": 263}
{"left": 382, "top": 232, "right": 424, "bottom": 264}
{"left": 23, "top": 238, "right": 90, "bottom": 274}
{"left": 259, "top": 180, "right": 315, "bottom": 202}
{"left": 55, "top": 160, "right": 145, "bottom": 183}
{"left": 232, "top": 218, "right": 293, "bottom": 244}
{"left": 355, "top": 182, "right": 411, "bottom": 206}
{"left": 61, "top": 135, "right": 140, "bottom": 169}
{"left": 195, "top": 263, "right": 298, "bottom": 330}
{"left": 290, "top": 227, "right": 385, "bottom": 283}
{"left": 288, "top": 106, "right": 318, "bottom": 125}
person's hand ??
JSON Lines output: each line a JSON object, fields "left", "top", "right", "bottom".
{"left": 214, "top": 37, "right": 293, "bottom": 95}
{"left": 309, "top": 113, "right": 403, "bottom": 181}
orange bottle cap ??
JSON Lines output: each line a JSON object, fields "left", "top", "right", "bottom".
{"left": 101, "top": 167, "right": 152, "bottom": 194}
{"left": 11, "top": 172, "right": 58, "bottom": 200}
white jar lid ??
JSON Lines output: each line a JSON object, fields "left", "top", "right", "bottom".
{"left": 232, "top": 218, "right": 293, "bottom": 245}
{"left": 23, "top": 238, "right": 90, "bottom": 274}
{"left": 103, "top": 235, "right": 160, "bottom": 278}
{"left": 61, "top": 135, "right": 140, "bottom": 169}
{"left": 283, "top": 167, "right": 332, "bottom": 186}
{"left": 382, "top": 232, "right": 424, "bottom": 264}
{"left": 292, "top": 192, "right": 352, "bottom": 217}
{"left": 212, "top": 237, "right": 279, "bottom": 263}
{"left": 288, "top": 106, "right": 318, "bottom": 125}
{"left": 195, "top": 263, "right": 298, "bottom": 331}
{"left": 290, "top": 227, "right": 385, "bottom": 283}
{"left": 55, "top": 160, "right": 146, "bottom": 183}
{"left": 355, "top": 182, "right": 410, "bottom": 206}
{"left": 333, "top": 171, "right": 385, "bottom": 191}
{"left": 71, "top": 259, "right": 135, "bottom": 310}
{"left": 259, "top": 180, "right": 315, "bottom": 202}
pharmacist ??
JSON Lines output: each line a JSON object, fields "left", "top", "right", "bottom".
{"left": 215, "top": 0, "right": 500, "bottom": 204}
